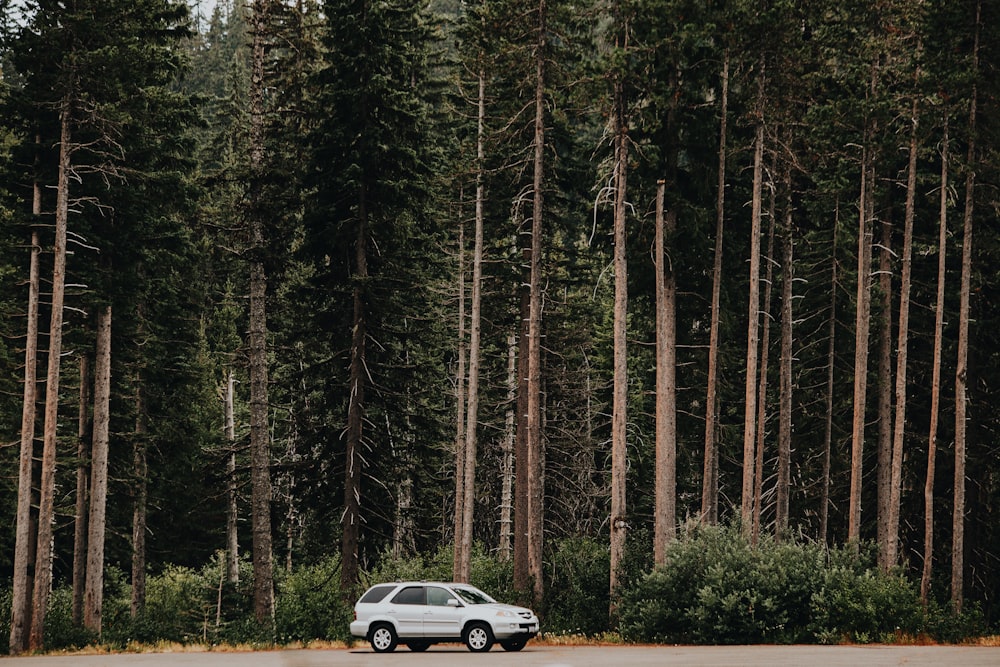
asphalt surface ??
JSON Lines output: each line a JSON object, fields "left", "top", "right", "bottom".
{"left": 3, "top": 644, "right": 1000, "bottom": 666}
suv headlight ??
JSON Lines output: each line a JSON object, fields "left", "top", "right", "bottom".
{"left": 495, "top": 610, "right": 516, "bottom": 618}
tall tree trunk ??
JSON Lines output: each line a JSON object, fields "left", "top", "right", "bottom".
{"left": 741, "top": 65, "right": 765, "bottom": 535}
{"left": 499, "top": 334, "right": 516, "bottom": 560}
{"left": 131, "top": 380, "right": 148, "bottom": 618}
{"left": 609, "top": 5, "right": 629, "bottom": 601}
{"left": 876, "top": 216, "right": 893, "bottom": 569}
{"left": 248, "top": 0, "right": 274, "bottom": 621}
{"left": 452, "top": 197, "right": 468, "bottom": 580}
{"left": 72, "top": 354, "right": 90, "bottom": 626}
{"left": 458, "top": 67, "right": 487, "bottom": 584}
{"left": 9, "top": 208, "right": 41, "bottom": 654}
{"left": 776, "top": 181, "right": 794, "bottom": 540}
{"left": 752, "top": 190, "right": 777, "bottom": 546}
{"left": 225, "top": 369, "right": 239, "bottom": 584}
{"left": 29, "top": 97, "right": 73, "bottom": 651}
{"left": 820, "top": 210, "right": 839, "bottom": 545}
{"left": 653, "top": 180, "right": 677, "bottom": 564}
{"left": 922, "top": 114, "right": 949, "bottom": 605}
{"left": 84, "top": 306, "right": 111, "bottom": 635}
{"left": 526, "top": 0, "right": 547, "bottom": 605}
{"left": 702, "top": 50, "right": 728, "bottom": 525}
{"left": 513, "top": 282, "right": 530, "bottom": 591}
{"left": 953, "top": 0, "right": 979, "bottom": 612}
{"left": 888, "top": 97, "right": 919, "bottom": 567}
{"left": 848, "top": 72, "right": 877, "bottom": 545}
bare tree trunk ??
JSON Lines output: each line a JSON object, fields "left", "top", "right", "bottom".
{"left": 248, "top": 0, "right": 274, "bottom": 621}
{"left": 848, "top": 92, "right": 877, "bottom": 545}
{"left": 888, "top": 98, "right": 919, "bottom": 567}
{"left": 84, "top": 306, "right": 111, "bottom": 635}
{"left": 225, "top": 369, "right": 239, "bottom": 584}
{"left": 499, "top": 334, "right": 516, "bottom": 560}
{"left": 820, "top": 210, "right": 838, "bottom": 545}
{"left": 72, "top": 354, "right": 90, "bottom": 626}
{"left": 876, "top": 216, "right": 893, "bottom": 570}
{"left": 30, "top": 98, "right": 73, "bottom": 651}
{"left": 953, "top": 1, "right": 979, "bottom": 612}
{"left": 702, "top": 50, "right": 728, "bottom": 526}
{"left": 458, "top": 67, "right": 487, "bottom": 584}
{"left": 741, "top": 66, "right": 765, "bottom": 535}
{"left": 609, "top": 7, "right": 629, "bottom": 601}
{"left": 752, "top": 192, "right": 776, "bottom": 546}
{"left": 132, "top": 380, "right": 148, "bottom": 618}
{"left": 526, "top": 0, "right": 547, "bottom": 605}
{"left": 653, "top": 180, "right": 677, "bottom": 565}
{"left": 776, "top": 182, "right": 794, "bottom": 540}
{"left": 452, "top": 198, "right": 468, "bottom": 580}
{"left": 513, "top": 286, "right": 530, "bottom": 592}
{"left": 9, "top": 213, "right": 41, "bottom": 654}
{"left": 922, "top": 114, "right": 949, "bottom": 605}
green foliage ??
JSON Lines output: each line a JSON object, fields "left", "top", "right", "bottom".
{"left": 542, "top": 537, "right": 611, "bottom": 636}
{"left": 274, "top": 557, "right": 353, "bottom": 643}
{"left": 618, "top": 523, "right": 937, "bottom": 645}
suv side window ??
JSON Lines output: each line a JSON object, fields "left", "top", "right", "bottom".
{"left": 426, "top": 586, "right": 458, "bottom": 607}
{"left": 390, "top": 586, "right": 426, "bottom": 605}
{"left": 358, "top": 585, "right": 396, "bottom": 604}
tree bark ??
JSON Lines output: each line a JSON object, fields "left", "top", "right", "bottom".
{"left": 776, "top": 182, "right": 794, "bottom": 540}
{"left": 83, "top": 306, "right": 112, "bottom": 635}
{"left": 888, "top": 98, "right": 919, "bottom": 567}
{"left": 248, "top": 0, "right": 274, "bottom": 621}
{"left": 921, "top": 114, "right": 949, "bottom": 605}
{"left": 225, "top": 369, "right": 239, "bottom": 584}
{"left": 848, "top": 79, "right": 877, "bottom": 545}
{"left": 458, "top": 67, "right": 487, "bottom": 584}
{"left": 9, "top": 220, "right": 41, "bottom": 654}
{"left": 526, "top": 0, "right": 547, "bottom": 605}
{"left": 452, "top": 197, "right": 468, "bottom": 580}
{"left": 752, "top": 190, "right": 776, "bottom": 546}
{"left": 741, "top": 66, "right": 765, "bottom": 535}
{"left": 131, "top": 380, "right": 148, "bottom": 618}
{"left": 876, "top": 215, "right": 893, "bottom": 570}
{"left": 653, "top": 180, "right": 677, "bottom": 564}
{"left": 72, "top": 354, "right": 90, "bottom": 626}
{"left": 609, "top": 4, "right": 629, "bottom": 600}
{"left": 500, "top": 334, "right": 516, "bottom": 560}
{"left": 820, "top": 210, "right": 838, "bottom": 545}
{"left": 702, "top": 50, "right": 728, "bottom": 526}
{"left": 953, "top": 0, "right": 979, "bottom": 612}
{"left": 29, "top": 96, "right": 73, "bottom": 651}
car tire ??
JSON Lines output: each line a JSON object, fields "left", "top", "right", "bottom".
{"left": 368, "top": 623, "right": 398, "bottom": 653}
{"left": 463, "top": 622, "right": 494, "bottom": 652}
{"left": 406, "top": 641, "right": 431, "bottom": 652}
{"left": 500, "top": 638, "right": 527, "bottom": 652}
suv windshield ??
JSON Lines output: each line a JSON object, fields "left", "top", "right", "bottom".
{"left": 452, "top": 586, "right": 495, "bottom": 605}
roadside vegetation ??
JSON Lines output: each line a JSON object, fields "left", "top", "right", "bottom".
{"left": 1, "top": 524, "right": 990, "bottom": 653}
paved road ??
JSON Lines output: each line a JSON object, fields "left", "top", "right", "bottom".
{"left": 4, "top": 644, "right": 999, "bottom": 666}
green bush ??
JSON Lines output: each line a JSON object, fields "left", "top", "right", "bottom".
{"left": 274, "top": 556, "right": 352, "bottom": 643}
{"left": 618, "top": 522, "right": 933, "bottom": 645}
{"left": 543, "top": 536, "right": 610, "bottom": 635}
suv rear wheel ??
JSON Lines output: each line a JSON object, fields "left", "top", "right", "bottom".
{"left": 463, "top": 622, "right": 494, "bottom": 652}
{"left": 369, "top": 623, "right": 398, "bottom": 653}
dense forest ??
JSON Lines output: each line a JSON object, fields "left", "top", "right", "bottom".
{"left": 1, "top": 0, "right": 998, "bottom": 652}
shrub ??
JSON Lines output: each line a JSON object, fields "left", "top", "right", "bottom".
{"left": 618, "top": 522, "right": 932, "bottom": 645}
{"left": 543, "top": 536, "right": 611, "bottom": 636}
{"left": 274, "top": 556, "right": 352, "bottom": 643}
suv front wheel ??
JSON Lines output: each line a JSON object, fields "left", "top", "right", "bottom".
{"left": 463, "top": 622, "right": 495, "bottom": 652}
{"left": 369, "top": 623, "right": 398, "bottom": 653}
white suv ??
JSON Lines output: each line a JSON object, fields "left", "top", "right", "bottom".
{"left": 350, "top": 581, "right": 540, "bottom": 652}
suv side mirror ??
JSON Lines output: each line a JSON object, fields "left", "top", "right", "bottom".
{"left": 447, "top": 598, "right": 460, "bottom": 607}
